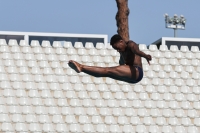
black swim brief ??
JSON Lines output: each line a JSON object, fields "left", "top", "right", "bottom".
{"left": 135, "top": 66, "right": 143, "bottom": 82}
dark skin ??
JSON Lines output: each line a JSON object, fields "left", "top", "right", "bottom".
{"left": 68, "top": 39, "right": 152, "bottom": 83}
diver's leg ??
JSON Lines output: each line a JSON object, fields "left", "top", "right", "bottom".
{"left": 68, "top": 60, "right": 138, "bottom": 82}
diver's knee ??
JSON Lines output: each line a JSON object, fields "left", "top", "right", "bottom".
{"left": 106, "top": 67, "right": 115, "bottom": 76}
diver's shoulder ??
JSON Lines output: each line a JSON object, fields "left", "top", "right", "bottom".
{"left": 127, "top": 40, "right": 138, "bottom": 44}
{"left": 127, "top": 40, "right": 138, "bottom": 48}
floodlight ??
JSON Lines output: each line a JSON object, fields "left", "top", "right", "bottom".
{"left": 164, "top": 13, "right": 186, "bottom": 37}
{"left": 164, "top": 13, "right": 168, "bottom": 17}
{"left": 182, "top": 20, "right": 186, "bottom": 25}
{"left": 168, "top": 18, "right": 173, "bottom": 23}
{"left": 175, "top": 19, "right": 179, "bottom": 24}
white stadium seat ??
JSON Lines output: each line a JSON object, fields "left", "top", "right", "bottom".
{"left": 100, "top": 49, "right": 109, "bottom": 56}
{"left": 0, "top": 37, "right": 199, "bottom": 131}
{"left": 29, "top": 123, "right": 42, "bottom": 132}
{"left": 33, "top": 46, "right": 43, "bottom": 54}
{"left": 0, "top": 46, "right": 10, "bottom": 53}
{"left": 88, "top": 48, "right": 99, "bottom": 55}
{"left": 85, "top": 42, "right": 94, "bottom": 49}
{"left": 191, "top": 46, "right": 199, "bottom": 52}
{"left": 78, "top": 48, "right": 88, "bottom": 55}
{"left": 175, "top": 126, "right": 186, "bottom": 133}
{"left": 1, "top": 122, "right": 14, "bottom": 132}
{"left": 149, "top": 44, "right": 158, "bottom": 51}
{"left": 139, "top": 44, "right": 147, "bottom": 51}
{"left": 170, "top": 45, "right": 179, "bottom": 52}
{"left": 122, "top": 124, "right": 135, "bottom": 133}
{"left": 143, "top": 117, "right": 155, "bottom": 125}
{"left": 19, "top": 40, "right": 28, "bottom": 46}
{"left": 162, "top": 125, "right": 173, "bottom": 133}
{"left": 96, "top": 42, "right": 105, "bottom": 49}
{"left": 0, "top": 105, "right": 8, "bottom": 113}
{"left": 25, "top": 53, "right": 35, "bottom": 60}
{"left": 22, "top": 47, "right": 33, "bottom": 54}
{"left": 0, "top": 39, "right": 7, "bottom": 45}
{"left": 110, "top": 49, "right": 120, "bottom": 56}
{"left": 53, "top": 41, "right": 61, "bottom": 48}
{"left": 45, "top": 48, "right": 54, "bottom": 55}
{"left": 194, "top": 118, "right": 200, "bottom": 126}
{"left": 181, "top": 117, "right": 192, "bottom": 126}
{"left": 96, "top": 124, "right": 108, "bottom": 133}
{"left": 52, "top": 41, "right": 62, "bottom": 48}
{"left": 175, "top": 53, "right": 184, "bottom": 60}
{"left": 83, "top": 124, "right": 95, "bottom": 132}
{"left": 30, "top": 40, "right": 40, "bottom": 47}
{"left": 42, "top": 40, "right": 51, "bottom": 47}
{"left": 109, "top": 124, "right": 121, "bottom": 133}
{"left": 187, "top": 126, "right": 199, "bottom": 133}
{"left": 185, "top": 52, "right": 194, "bottom": 59}
{"left": 168, "top": 117, "right": 180, "bottom": 126}
{"left": 163, "top": 109, "right": 174, "bottom": 117}
{"left": 74, "top": 42, "right": 84, "bottom": 48}
{"left": 149, "top": 125, "right": 160, "bottom": 133}
{"left": 156, "top": 117, "right": 166, "bottom": 126}
{"left": 42, "top": 123, "right": 55, "bottom": 132}
{"left": 63, "top": 41, "right": 73, "bottom": 48}
{"left": 2, "top": 53, "right": 12, "bottom": 60}
{"left": 154, "top": 50, "right": 163, "bottom": 58}
{"left": 159, "top": 45, "right": 168, "bottom": 51}
{"left": 13, "top": 53, "right": 23, "bottom": 60}
{"left": 180, "top": 45, "right": 189, "bottom": 52}
{"left": 136, "top": 125, "right": 147, "bottom": 133}
{"left": 65, "top": 115, "right": 77, "bottom": 124}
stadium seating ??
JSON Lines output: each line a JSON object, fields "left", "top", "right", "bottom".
{"left": 0, "top": 38, "right": 199, "bottom": 132}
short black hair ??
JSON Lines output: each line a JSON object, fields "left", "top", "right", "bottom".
{"left": 110, "top": 34, "right": 122, "bottom": 46}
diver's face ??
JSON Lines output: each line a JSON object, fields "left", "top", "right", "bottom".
{"left": 112, "top": 40, "right": 126, "bottom": 52}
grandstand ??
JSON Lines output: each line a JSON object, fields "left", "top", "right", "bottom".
{"left": 0, "top": 31, "right": 199, "bottom": 133}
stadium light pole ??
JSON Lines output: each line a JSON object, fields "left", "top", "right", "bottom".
{"left": 164, "top": 13, "right": 186, "bottom": 37}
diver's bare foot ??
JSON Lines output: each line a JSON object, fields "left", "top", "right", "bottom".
{"left": 68, "top": 60, "right": 82, "bottom": 73}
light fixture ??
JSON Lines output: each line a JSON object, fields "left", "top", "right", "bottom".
{"left": 164, "top": 13, "right": 186, "bottom": 37}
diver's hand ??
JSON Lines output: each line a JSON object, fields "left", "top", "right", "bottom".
{"left": 146, "top": 54, "right": 152, "bottom": 65}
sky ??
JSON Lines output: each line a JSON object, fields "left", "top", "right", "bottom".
{"left": 0, "top": 0, "right": 199, "bottom": 45}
